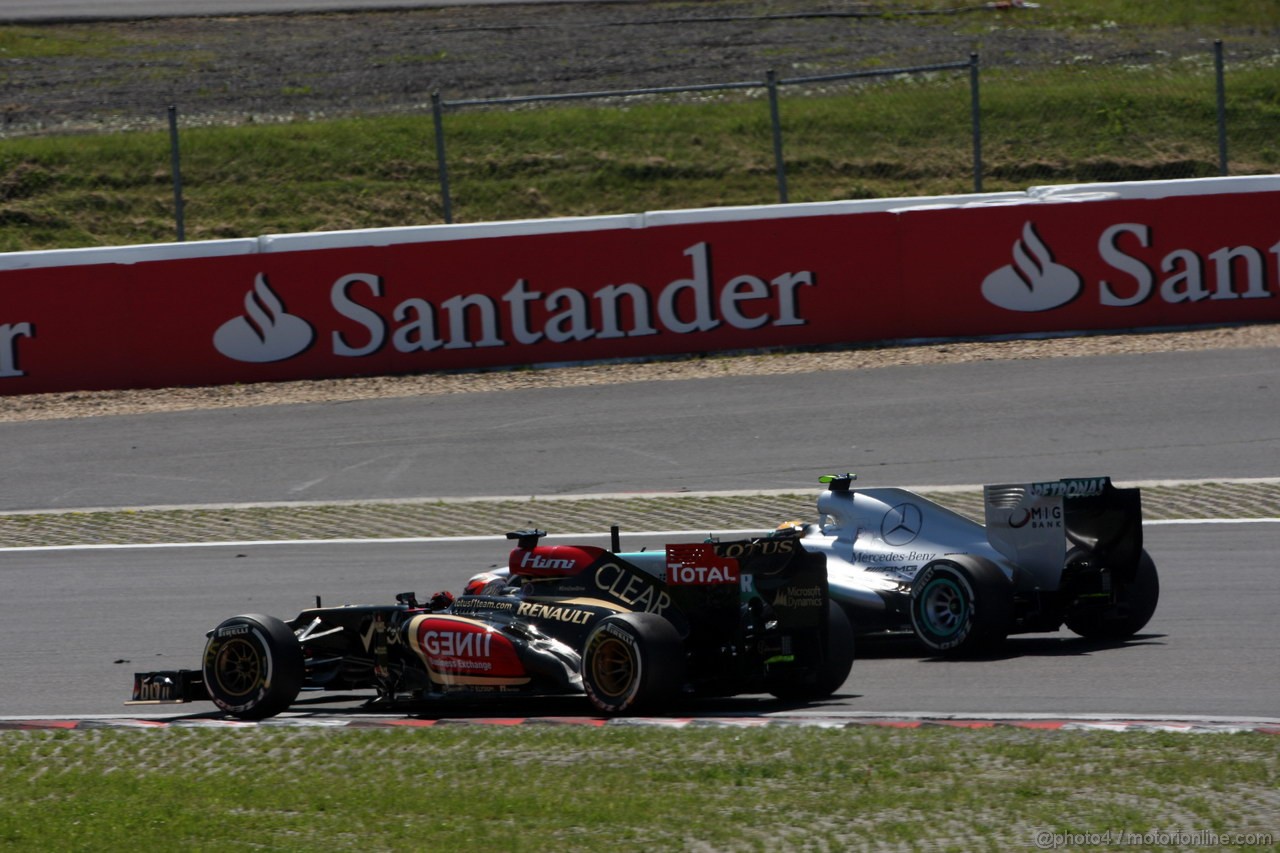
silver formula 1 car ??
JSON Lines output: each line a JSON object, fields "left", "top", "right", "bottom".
{"left": 783, "top": 475, "right": 1159, "bottom": 654}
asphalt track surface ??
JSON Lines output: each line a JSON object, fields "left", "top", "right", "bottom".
{"left": 4, "top": 349, "right": 1279, "bottom": 512}
{"left": 2, "top": 523, "right": 1277, "bottom": 719}
{"left": 1, "top": 348, "right": 1278, "bottom": 721}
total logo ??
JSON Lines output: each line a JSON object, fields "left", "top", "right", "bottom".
{"left": 981, "top": 220, "right": 1278, "bottom": 313}
{"left": 666, "top": 544, "right": 740, "bottom": 585}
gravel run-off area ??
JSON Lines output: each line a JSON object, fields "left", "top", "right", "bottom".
{"left": 0, "top": 321, "right": 1277, "bottom": 423}
{"left": 4, "top": 1, "right": 1277, "bottom": 136}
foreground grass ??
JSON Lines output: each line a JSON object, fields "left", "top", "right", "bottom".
{"left": 0, "top": 726, "right": 1275, "bottom": 851}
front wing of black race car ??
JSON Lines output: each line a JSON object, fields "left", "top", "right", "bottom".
{"left": 129, "top": 531, "right": 854, "bottom": 718}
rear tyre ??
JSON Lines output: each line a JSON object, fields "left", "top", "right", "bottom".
{"left": 909, "top": 558, "right": 1013, "bottom": 656}
{"left": 581, "top": 613, "right": 683, "bottom": 715}
{"left": 1065, "top": 549, "right": 1160, "bottom": 640}
{"left": 770, "top": 600, "right": 855, "bottom": 701}
{"left": 202, "top": 614, "right": 305, "bottom": 720}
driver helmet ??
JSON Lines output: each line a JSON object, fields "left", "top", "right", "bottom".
{"left": 464, "top": 571, "right": 509, "bottom": 596}
{"left": 773, "top": 519, "right": 817, "bottom": 537}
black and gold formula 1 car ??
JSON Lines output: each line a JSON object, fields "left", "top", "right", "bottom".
{"left": 129, "top": 529, "right": 854, "bottom": 719}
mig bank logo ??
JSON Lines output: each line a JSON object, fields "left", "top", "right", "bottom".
{"left": 981, "top": 222, "right": 1082, "bottom": 312}
{"left": 214, "top": 274, "right": 315, "bottom": 363}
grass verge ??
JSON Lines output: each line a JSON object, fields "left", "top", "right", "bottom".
{"left": 1, "top": 725, "right": 1276, "bottom": 851}
{"left": 1, "top": 39, "right": 1277, "bottom": 250}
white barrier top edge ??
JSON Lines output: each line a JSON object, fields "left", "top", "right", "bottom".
{"left": 2, "top": 175, "right": 1277, "bottom": 272}
{"left": 639, "top": 191, "right": 1029, "bottom": 225}
{"left": 256, "top": 212, "right": 647, "bottom": 253}
{"left": 1029, "top": 174, "right": 1280, "bottom": 200}
{"left": 0, "top": 237, "right": 260, "bottom": 272}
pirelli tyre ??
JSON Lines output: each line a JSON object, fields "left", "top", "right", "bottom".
{"left": 581, "top": 613, "right": 684, "bottom": 715}
{"left": 909, "top": 557, "right": 1013, "bottom": 656}
{"left": 770, "top": 600, "right": 855, "bottom": 702}
{"left": 1065, "top": 549, "right": 1160, "bottom": 640}
{"left": 202, "top": 614, "right": 305, "bottom": 720}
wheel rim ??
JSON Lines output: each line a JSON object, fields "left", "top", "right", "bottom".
{"left": 919, "top": 577, "right": 967, "bottom": 638}
{"left": 212, "top": 637, "right": 264, "bottom": 698}
{"left": 590, "top": 636, "right": 638, "bottom": 699}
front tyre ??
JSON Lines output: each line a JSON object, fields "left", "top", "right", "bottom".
{"left": 909, "top": 558, "right": 1012, "bottom": 656}
{"left": 202, "top": 614, "right": 305, "bottom": 720}
{"left": 1065, "top": 549, "right": 1160, "bottom": 640}
{"left": 581, "top": 613, "right": 683, "bottom": 715}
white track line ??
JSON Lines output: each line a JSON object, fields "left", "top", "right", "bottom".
{"left": 2, "top": 519, "right": 1278, "bottom": 553}
{"left": 3, "top": 476, "right": 1278, "bottom": 518}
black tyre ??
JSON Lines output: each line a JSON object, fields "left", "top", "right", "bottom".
{"left": 581, "top": 613, "right": 684, "bottom": 715}
{"left": 909, "top": 557, "right": 1013, "bottom": 655}
{"left": 1065, "top": 549, "right": 1160, "bottom": 640}
{"left": 202, "top": 614, "right": 305, "bottom": 720}
{"left": 771, "top": 600, "right": 855, "bottom": 701}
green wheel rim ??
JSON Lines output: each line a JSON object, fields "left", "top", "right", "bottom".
{"left": 919, "top": 577, "right": 967, "bottom": 638}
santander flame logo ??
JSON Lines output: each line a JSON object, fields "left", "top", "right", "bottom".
{"left": 981, "top": 222, "right": 1082, "bottom": 312}
{"left": 213, "top": 274, "right": 315, "bottom": 363}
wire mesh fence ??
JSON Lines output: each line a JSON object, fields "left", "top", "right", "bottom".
{"left": 418, "top": 40, "right": 1273, "bottom": 225}
{"left": 3, "top": 39, "right": 1274, "bottom": 250}
{"left": 429, "top": 58, "right": 979, "bottom": 221}
{"left": 977, "top": 40, "right": 1274, "bottom": 187}
{"left": 407, "top": 39, "right": 1269, "bottom": 225}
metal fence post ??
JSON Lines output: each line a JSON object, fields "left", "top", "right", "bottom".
{"left": 425, "top": 60, "right": 973, "bottom": 220}
{"left": 1214, "top": 40, "right": 1228, "bottom": 176}
{"left": 766, "top": 69, "right": 788, "bottom": 204}
{"left": 969, "top": 53, "right": 983, "bottom": 194}
{"left": 167, "top": 105, "right": 186, "bottom": 242}
{"left": 431, "top": 91, "right": 454, "bottom": 224}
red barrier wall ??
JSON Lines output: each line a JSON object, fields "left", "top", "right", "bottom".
{"left": 2, "top": 177, "right": 1278, "bottom": 395}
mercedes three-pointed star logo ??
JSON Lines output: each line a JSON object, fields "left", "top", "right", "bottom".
{"left": 881, "top": 503, "right": 923, "bottom": 546}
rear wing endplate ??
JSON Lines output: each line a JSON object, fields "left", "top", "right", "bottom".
{"left": 984, "top": 477, "right": 1143, "bottom": 586}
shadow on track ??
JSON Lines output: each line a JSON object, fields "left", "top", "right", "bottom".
{"left": 856, "top": 633, "right": 1167, "bottom": 662}
{"left": 133, "top": 691, "right": 854, "bottom": 723}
